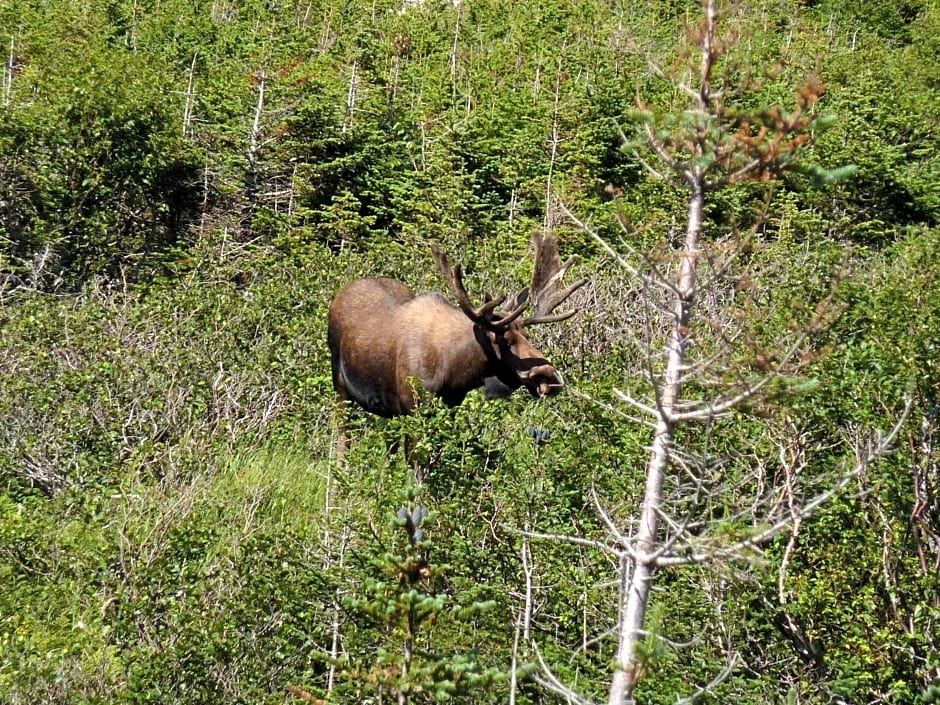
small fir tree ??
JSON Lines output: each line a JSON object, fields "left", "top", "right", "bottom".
{"left": 341, "top": 488, "right": 504, "bottom": 704}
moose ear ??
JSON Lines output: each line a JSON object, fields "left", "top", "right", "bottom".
{"left": 509, "top": 288, "right": 529, "bottom": 311}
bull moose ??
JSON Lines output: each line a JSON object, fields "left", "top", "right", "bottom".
{"left": 327, "top": 233, "right": 586, "bottom": 458}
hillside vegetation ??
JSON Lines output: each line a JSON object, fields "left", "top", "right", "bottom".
{"left": 1, "top": 0, "right": 938, "bottom": 703}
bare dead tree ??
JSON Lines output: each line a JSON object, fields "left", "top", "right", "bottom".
{"left": 182, "top": 52, "right": 198, "bottom": 138}
{"left": 4, "top": 36, "right": 14, "bottom": 107}
{"left": 520, "top": 2, "right": 912, "bottom": 704}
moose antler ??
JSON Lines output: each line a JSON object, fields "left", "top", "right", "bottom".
{"left": 523, "top": 232, "right": 587, "bottom": 325}
{"left": 432, "top": 245, "right": 529, "bottom": 331}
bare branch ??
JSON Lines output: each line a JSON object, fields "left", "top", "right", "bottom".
{"left": 532, "top": 644, "right": 597, "bottom": 705}
{"left": 591, "top": 485, "right": 633, "bottom": 549}
{"left": 612, "top": 388, "right": 660, "bottom": 420}
{"left": 629, "top": 147, "right": 673, "bottom": 182}
{"left": 515, "top": 526, "right": 624, "bottom": 559}
{"left": 777, "top": 423, "right": 808, "bottom": 606}
{"left": 656, "top": 397, "right": 913, "bottom": 567}
{"left": 643, "top": 122, "right": 687, "bottom": 178}
{"left": 568, "top": 388, "right": 658, "bottom": 430}
{"left": 647, "top": 58, "right": 700, "bottom": 103}
{"left": 666, "top": 322, "right": 814, "bottom": 423}
{"left": 635, "top": 628, "right": 700, "bottom": 650}
{"left": 510, "top": 536, "right": 535, "bottom": 705}
{"left": 557, "top": 201, "right": 639, "bottom": 277}
{"left": 708, "top": 157, "right": 761, "bottom": 189}
{"left": 674, "top": 651, "right": 740, "bottom": 705}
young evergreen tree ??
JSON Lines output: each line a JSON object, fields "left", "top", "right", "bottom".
{"left": 339, "top": 488, "right": 504, "bottom": 704}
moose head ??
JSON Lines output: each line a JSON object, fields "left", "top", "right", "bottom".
{"left": 429, "top": 237, "right": 585, "bottom": 401}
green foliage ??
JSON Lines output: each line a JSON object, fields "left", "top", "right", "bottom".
{"left": 773, "top": 229, "right": 940, "bottom": 699}
{"left": 801, "top": 8, "right": 940, "bottom": 243}
{"left": 0, "top": 448, "right": 330, "bottom": 704}
{"left": 1, "top": 0, "right": 939, "bottom": 703}
{"left": 0, "top": 0, "right": 201, "bottom": 284}
{"left": 340, "top": 493, "right": 504, "bottom": 703}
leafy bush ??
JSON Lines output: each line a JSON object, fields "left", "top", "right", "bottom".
{"left": 1, "top": 0, "right": 939, "bottom": 703}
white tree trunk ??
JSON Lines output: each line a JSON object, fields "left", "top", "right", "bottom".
{"left": 609, "top": 180, "right": 704, "bottom": 705}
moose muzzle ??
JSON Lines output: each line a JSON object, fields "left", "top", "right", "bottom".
{"left": 519, "top": 363, "right": 564, "bottom": 398}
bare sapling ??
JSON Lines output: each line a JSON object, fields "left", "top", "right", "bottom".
{"left": 523, "top": 2, "right": 912, "bottom": 704}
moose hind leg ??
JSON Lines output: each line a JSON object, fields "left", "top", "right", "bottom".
{"left": 331, "top": 388, "right": 351, "bottom": 464}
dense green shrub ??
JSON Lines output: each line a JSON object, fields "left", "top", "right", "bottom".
{"left": 1, "top": 0, "right": 939, "bottom": 703}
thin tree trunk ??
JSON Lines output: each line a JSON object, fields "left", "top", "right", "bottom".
{"left": 450, "top": 10, "right": 460, "bottom": 103}
{"left": 399, "top": 607, "right": 414, "bottom": 705}
{"left": 323, "top": 458, "right": 350, "bottom": 694}
{"left": 510, "top": 536, "right": 534, "bottom": 705}
{"left": 4, "top": 37, "right": 14, "bottom": 107}
{"left": 182, "top": 52, "right": 197, "bottom": 137}
{"left": 544, "top": 67, "right": 564, "bottom": 232}
{"left": 609, "top": 180, "right": 704, "bottom": 705}
{"left": 244, "top": 68, "right": 266, "bottom": 215}
{"left": 343, "top": 61, "right": 358, "bottom": 133}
